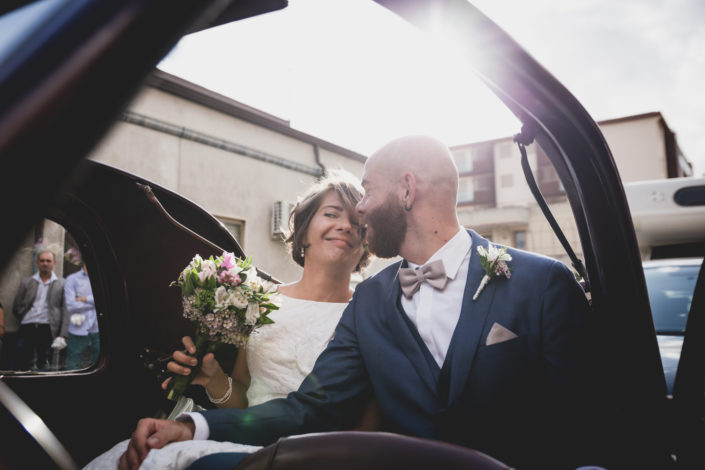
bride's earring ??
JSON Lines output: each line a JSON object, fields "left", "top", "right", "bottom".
{"left": 300, "top": 247, "right": 305, "bottom": 258}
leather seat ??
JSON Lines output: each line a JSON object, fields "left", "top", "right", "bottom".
{"left": 235, "top": 431, "right": 511, "bottom": 470}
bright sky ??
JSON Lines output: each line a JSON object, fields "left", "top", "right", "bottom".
{"left": 159, "top": 0, "right": 705, "bottom": 176}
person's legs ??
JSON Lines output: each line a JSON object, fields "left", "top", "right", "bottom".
{"left": 184, "top": 452, "right": 251, "bottom": 470}
{"left": 35, "top": 324, "right": 52, "bottom": 370}
{"left": 65, "top": 333, "right": 89, "bottom": 370}
{"left": 87, "top": 333, "right": 100, "bottom": 367}
{"left": 17, "top": 324, "right": 35, "bottom": 370}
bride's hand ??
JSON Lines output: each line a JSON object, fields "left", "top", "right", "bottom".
{"left": 161, "top": 336, "right": 222, "bottom": 389}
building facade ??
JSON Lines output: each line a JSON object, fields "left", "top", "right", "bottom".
{"left": 88, "top": 70, "right": 381, "bottom": 283}
{"left": 0, "top": 70, "right": 383, "bottom": 339}
{"left": 452, "top": 111, "right": 693, "bottom": 264}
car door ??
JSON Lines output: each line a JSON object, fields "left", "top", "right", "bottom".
{"left": 1, "top": 158, "right": 253, "bottom": 467}
{"left": 375, "top": 0, "right": 673, "bottom": 467}
{"left": 0, "top": 1, "right": 284, "bottom": 468}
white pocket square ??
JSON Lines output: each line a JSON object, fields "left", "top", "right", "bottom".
{"left": 486, "top": 322, "right": 518, "bottom": 346}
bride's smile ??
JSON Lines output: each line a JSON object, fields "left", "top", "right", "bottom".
{"left": 303, "top": 191, "right": 364, "bottom": 268}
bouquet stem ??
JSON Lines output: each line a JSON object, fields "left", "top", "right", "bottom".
{"left": 166, "top": 333, "right": 215, "bottom": 402}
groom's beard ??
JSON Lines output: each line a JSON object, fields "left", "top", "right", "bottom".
{"left": 365, "top": 195, "right": 407, "bottom": 259}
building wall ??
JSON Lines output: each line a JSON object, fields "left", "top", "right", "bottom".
{"left": 89, "top": 86, "right": 369, "bottom": 284}
{"left": 453, "top": 112, "right": 692, "bottom": 266}
{"left": 600, "top": 115, "right": 667, "bottom": 182}
{"left": 493, "top": 140, "right": 535, "bottom": 208}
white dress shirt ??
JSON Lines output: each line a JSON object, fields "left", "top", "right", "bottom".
{"left": 21, "top": 271, "right": 58, "bottom": 325}
{"left": 401, "top": 229, "right": 471, "bottom": 367}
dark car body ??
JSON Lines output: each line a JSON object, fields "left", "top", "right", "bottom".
{"left": 1, "top": 0, "right": 703, "bottom": 469}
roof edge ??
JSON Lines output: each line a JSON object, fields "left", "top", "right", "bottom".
{"left": 144, "top": 69, "right": 367, "bottom": 163}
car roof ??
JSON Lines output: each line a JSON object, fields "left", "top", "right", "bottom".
{"left": 626, "top": 176, "right": 705, "bottom": 250}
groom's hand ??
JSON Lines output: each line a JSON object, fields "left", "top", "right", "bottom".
{"left": 118, "top": 418, "right": 194, "bottom": 470}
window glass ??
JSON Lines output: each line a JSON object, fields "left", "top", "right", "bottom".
{"left": 455, "top": 149, "right": 475, "bottom": 173}
{"left": 644, "top": 263, "right": 700, "bottom": 334}
{"left": 217, "top": 217, "right": 245, "bottom": 245}
{"left": 0, "top": 219, "right": 99, "bottom": 373}
{"left": 500, "top": 174, "right": 513, "bottom": 188}
{"left": 458, "top": 178, "right": 475, "bottom": 203}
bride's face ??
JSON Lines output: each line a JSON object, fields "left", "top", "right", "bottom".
{"left": 302, "top": 190, "right": 364, "bottom": 273}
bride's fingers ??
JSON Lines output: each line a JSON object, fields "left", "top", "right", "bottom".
{"left": 166, "top": 360, "right": 191, "bottom": 376}
{"left": 161, "top": 376, "right": 171, "bottom": 390}
{"left": 181, "top": 336, "right": 196, "bottom": 354}
{"left": 201, "top": 353, "right": 216, "bottom": 366}
{"left": 172, "top": 350, "right": 197, "bottom": 366}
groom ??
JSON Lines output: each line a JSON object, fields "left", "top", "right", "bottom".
{"left": 121, "top": 135, "right": 594, "bottom": 469}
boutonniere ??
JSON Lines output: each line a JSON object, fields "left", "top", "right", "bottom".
{"left": 473, "top": 244, "right": 512, "bottom": 301}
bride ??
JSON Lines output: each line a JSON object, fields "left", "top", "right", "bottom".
{"left": 85, "top": 171, "right": 371, "bottom": 470}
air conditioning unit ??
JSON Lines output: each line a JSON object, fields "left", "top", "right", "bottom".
{"left": 271, "top": 201, "right": 293, "bottom": 239}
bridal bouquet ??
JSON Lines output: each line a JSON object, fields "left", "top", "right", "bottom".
{"left": 166, "top": 252, "right": 280, "bottom": 401}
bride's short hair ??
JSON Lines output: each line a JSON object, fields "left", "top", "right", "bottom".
{"left": 286, "top": 169, "right": 370, "bottom": 272}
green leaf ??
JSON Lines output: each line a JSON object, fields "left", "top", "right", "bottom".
{"left": 259, "top": 315, "right": 275, "bottom": 325}
{"left": 183, "top": 272, "right": 196, "bottom": 297}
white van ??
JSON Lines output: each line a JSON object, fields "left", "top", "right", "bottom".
{"left": 624, "top": 177, "right": 704, "bottom": 394}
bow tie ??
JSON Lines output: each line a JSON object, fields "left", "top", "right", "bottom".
{"left": 398, "top": 259, "right": 448, "bottom": 299}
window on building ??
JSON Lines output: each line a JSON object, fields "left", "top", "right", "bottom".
{"left": 454, "top": 148, "right": 474, "bottom": 173}
{"left": 458, "top": 178, "right": 475, "bottom": 203}
{"left": 216, "top": 216, "right": 245, "bottom": 245}
{"left": 475, "top": 174, "right": 492, "bottom": 191}
{"left": 497, "top": 142, "right": 515, "bottom": 159}
{"left": 500, "top": 174, "right": 513, "bottom": 188}
{"left": 514, "top": 230, "right": 526, "bottom": 250}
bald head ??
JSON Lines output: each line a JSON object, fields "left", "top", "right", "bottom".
{"left": 358, "top": 135, "right": 461, "bottom": 263}
{"left": 366, "top": 135, "right": 459, "bottom": 205}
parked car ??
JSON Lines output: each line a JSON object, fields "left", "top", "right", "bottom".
{"left": 644, "top": 258, "right": 702, "bottom": 394}
{"left": 625, "top": 177, "right": 705, "bottom": 395}
{"left": 1, "top": 1, "right": 704, "bottom": 469}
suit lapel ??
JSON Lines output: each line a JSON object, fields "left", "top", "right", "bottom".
{"left": 380, "top": 264, "right": 439, "bottom": 396}
{"left": 443, "top": 231, "right": 497, "bottom": 406}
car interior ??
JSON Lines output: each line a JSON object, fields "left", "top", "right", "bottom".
{"left": 0, "top": 1, "right": 704, "bottom": 469}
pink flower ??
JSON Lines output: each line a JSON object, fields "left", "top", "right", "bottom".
{"left": 219, "top": 269, "right": 242, "bottom": 286}
{"left": 221, "top": 252, "right": 238, "bottom": 270}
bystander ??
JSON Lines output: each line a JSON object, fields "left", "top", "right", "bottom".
{"left": 12, "top": 250, "right": 68, "bottom": 371}
{"left": 64, "top": 261, "right": 99, "bottom": 369}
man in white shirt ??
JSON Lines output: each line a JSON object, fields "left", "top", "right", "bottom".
{"left": 13, "top": 249, "right": 68, "bottom": 371}
{"left": 120, "top": 135, "right": 594, "bottom": 470}
{"left": 64, "top": 261, "right": 99, "bottom": 370}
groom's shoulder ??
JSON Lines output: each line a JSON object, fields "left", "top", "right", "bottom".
{"left": 503, "top": 245, "right": 578, "bottom": 287}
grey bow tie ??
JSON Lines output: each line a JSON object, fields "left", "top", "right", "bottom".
{"left": 398, "top": 259, "right": 448, "bottom": 299}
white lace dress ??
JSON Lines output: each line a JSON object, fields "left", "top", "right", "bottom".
{"left": 84, "top": 295, "right": 347, "bottom": 469}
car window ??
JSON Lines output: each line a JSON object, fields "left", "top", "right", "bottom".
{"left": 644, "top": 263, "right": 700, "bottom": 334}
{"left": 0, "top": 218, "right": 100, "bottom": 373}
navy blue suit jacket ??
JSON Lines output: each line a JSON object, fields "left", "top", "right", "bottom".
{"left": 200, "top": 230, "right": 592, "bottom": 468}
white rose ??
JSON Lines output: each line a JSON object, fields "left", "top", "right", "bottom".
{"left": 245, "top": 302, "right": 259, "bottom": 326}
{"left": 260, "top": 280, "right": 276, "bottom": 294}
{"left": 189, "top": 254, "right": 203, "bottom": 270}
{"left": 201, "top": 259, "right": 217, "bottom": 279}
{"left": 228, "top": 289, "right": 248, "bottom": 309}
{"left": 214, "top": 286, "right": 229, "bottom": 310}
{"left": 242, "top": 267, "right": 257, "bottom": 284}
